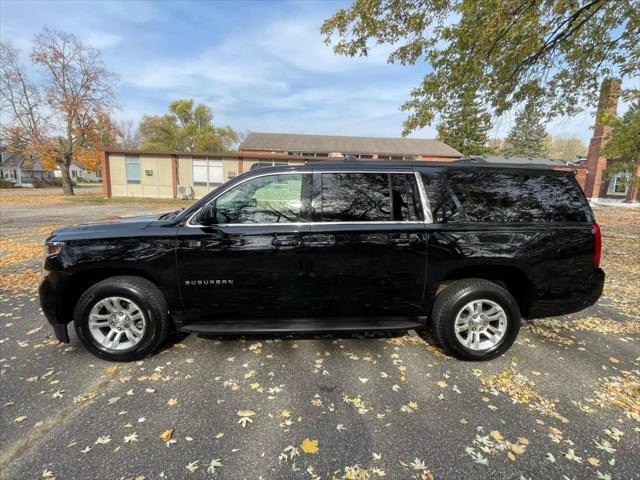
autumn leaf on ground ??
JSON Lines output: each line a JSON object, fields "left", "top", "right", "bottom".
{"left": 207, "top": 458, "right": 223, "bottom": 474}
{"left": 300, "top": 438, "right": 319, "bottom": 454}
{"left": 105, "top": 365, "right": 119, "bottom": 374}
{"left": 95, "top": 436, "right": 111, "bottom": 445}
{"left": 185, "top": 461, "right": 199, "bottom": 473}
{"left": 237, "top": 409, "right": 255, "bottom": 427}
{"left": 167, "top": 398, "right": 178, "bottom": 406}
{"left": 124, "top": 433, "right": 138, "bottom": 443}
{"left": 159, "top": 428, "right": 173, "bottom": 442}
{"left": 489, "top": 430, "right": 504, "bottom": 442}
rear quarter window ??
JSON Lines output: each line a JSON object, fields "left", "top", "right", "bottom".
{"left": 448, "top": 171, "right": 590, "bottom": 223}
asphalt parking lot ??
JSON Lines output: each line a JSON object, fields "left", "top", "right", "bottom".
{"left": 1, "top": 189, "right": 638, "bottom": 480}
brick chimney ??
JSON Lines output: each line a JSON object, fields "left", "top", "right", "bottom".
{"left": 583, "top": 78, "right": 622, "bottom": 199}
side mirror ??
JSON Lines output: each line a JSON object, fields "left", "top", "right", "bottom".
{"left": 197, "top": 203, "right": 218, "bottom": 225}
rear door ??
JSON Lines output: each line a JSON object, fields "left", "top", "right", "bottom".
{"left": 303, "top": 169, "right": 428, "bottom": 317}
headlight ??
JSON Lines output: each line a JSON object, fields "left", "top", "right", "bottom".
{"left": 45, "top": 241, "right": 64, "bottom": 257}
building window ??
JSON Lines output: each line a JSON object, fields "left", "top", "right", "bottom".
{"left": 608, "top": 174, "right": 630, "bottom": 196}
{"left": 125, "top": 156, "right": 141, "bottom": 184}
{"left": 71, "top": 170, "right": 77, "bottom": 178}
{"left": 193, "top": 158, "right": 223, "bottom": 187}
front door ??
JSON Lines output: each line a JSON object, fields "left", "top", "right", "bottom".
{"left": 176, "top": 172, "right": 313, "bottom": 323}
{"left": 304, "top": 170, "right": 428, "bottom": 317}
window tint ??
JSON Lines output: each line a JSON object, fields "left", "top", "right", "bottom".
{"left": 391, "top": 174, "right": 423, "bottom": 221}
{"left": 320, "top": 173, "right": 390, "bottom": 222}
{"left": 214, "top": 174, "right": 305, "bottom": 224}
{"left": 448, "top": 171, "right": 589, "bottom": 223}
{"left": 420, "top": 172, "right": 460, "bottom": 223}
{"left": 125, "top": 156, "right": 140, "bottom": 184}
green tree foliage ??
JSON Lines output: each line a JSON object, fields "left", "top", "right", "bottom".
{"left": 322, "top": 0, "right": 639, "bottom": 135}
{"left": 503, "top": 101, "right": 550, "bottom": 157}
{"left": 139, "top": 99, "right": 238, "bottom": 152}
{"left": 548, "top": 135, "right": 588, "bottom": 161}
{"left": 436, "top": 87, "right": 492, "bottom": 156}
{"left": 602, "top": 100, "right": 640, "bottom": 179}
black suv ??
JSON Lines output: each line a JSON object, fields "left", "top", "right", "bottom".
{"left": 39, "top": 160, "right": 604, "bottom": 361}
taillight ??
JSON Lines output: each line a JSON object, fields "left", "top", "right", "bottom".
{"left": 592, "top": 223, "right": 602, "bottom": 268}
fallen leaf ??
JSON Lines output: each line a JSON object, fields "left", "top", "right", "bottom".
{"left": 300, "top": 438, "right": 319, "bottom": 454}
{"left": 185, "top": 461, "right": 199, "bottom": 473}
{"left": 160, "top": 429, "right": 173, "bottom": 442}
{"left": 167, "top": 398, "right": 178, "bottom": 406}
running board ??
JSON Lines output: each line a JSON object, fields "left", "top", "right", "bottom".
{"left": 179, "top": 316, "right": 425, "bottom": 335}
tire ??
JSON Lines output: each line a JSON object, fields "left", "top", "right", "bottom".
{"left": 73, "top": 276, "right": 170, "bottom": 361}
{"left": 431, "top": 278, "right": 520, "bottom": 361}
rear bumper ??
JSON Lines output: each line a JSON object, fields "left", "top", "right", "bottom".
{"left": 529, "top": 268, "right": 605, "bottom": 319}
{"left": 39, "top": 271, "right": 72, "bottom": 343}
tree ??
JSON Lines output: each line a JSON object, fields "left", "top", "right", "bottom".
{"left": 139, "top": 99, "right": 238, "bottom": 152}
{"left": 548, "top": 136, "right": 588, "bottom": 161}
{"left": 322, "top": 0, "right": 639, "bottom": 135}
{"left": 602, "top": 99, "right": 640, "bottom": 195}
{"left": 0, "top": 29, "right": 117, "bottom": 195}
{"left": 503, "top": 101, "right": 550, "bottom": 157}
{"left": 436, "top": 87, "right": 492, "bottom": 156}
{"left": 115, "top": 119, "right": 141, "bottom": 149}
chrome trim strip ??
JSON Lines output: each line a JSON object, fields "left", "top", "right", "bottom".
{"left": 187, "top": 168, "right": 425, "bottom": 229}
{"left": 201, "top": 221, "right": 426, "bottom": 228}
{"left": 414, "top": 171, "right": 433, "bottom": 224}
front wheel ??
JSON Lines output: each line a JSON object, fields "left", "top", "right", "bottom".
{"left": 74, "top": 276, "right": 170, "bottom": 361}
{"left": 431, "top": 278, "right": 521, "bottom": 360}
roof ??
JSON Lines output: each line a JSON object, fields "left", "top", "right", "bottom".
{"left": 0, "top": 151, "right": 40, "bottom": 169}
{"left": 245, "top": 158, "right": 577, "bottom": 176}
{"left": 460, "top": 155, "right": 570, "bottom": 167}
{"left": 239, "top": 132, "right": 463, "bottom": 158}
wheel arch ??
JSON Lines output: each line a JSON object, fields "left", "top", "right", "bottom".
{"left": 61, "top": 268, "right": 163, "bottom": 325}
{"left": 436, "top": 265, "right": 534, "bottom": 318}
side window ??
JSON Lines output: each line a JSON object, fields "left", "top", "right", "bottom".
{"left": 448, "top": 171, "right": 589, "bottom": 222}
{"left": 214, "top": 174, "right": 305, "bottom": 224}
{"left": 391, "top": 174, "right": 423, "bottom": 221}
{"left": 320, "top": 173, "right": 390, "bottom": 222}
{"left": 125, "top": 156, "right": 140, "bottom": 184}
{"left": 420, "top": 172, "right": 461, "bottom": 223}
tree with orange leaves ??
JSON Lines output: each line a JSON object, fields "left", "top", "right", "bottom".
{"left": 1, "top": 28, "right": 117, "bottom": 195}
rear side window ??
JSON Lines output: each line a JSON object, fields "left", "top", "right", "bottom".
{"left": 319, "top": 172, "right": 423, "bottom": 222}
{"left": 448, "top": 171, "right": 589, "bottom": 223}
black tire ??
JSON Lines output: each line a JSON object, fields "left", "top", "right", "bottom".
{"left": 431, "top": 278, "right": 520, "bottom": 361}
{"left": 73, "top": 276, "right": 170, "bottom": 361}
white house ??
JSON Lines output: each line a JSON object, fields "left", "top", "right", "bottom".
{"left": 0, "top": 147, "right": 52, "bottom": 187}
{"left": 54, "top": 161, "right": 101, "bottom": 182}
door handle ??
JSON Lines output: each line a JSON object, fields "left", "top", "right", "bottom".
{"left": 391, "top": 234, "right": 420, "bottom": 246}
{"left": 272, "top": 238, "right": 303, "bottom": 247}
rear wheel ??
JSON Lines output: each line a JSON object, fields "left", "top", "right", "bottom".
{"left": 74, "top": 276, "right": 170, "bottom": 361}
{"left": 431, "top": 278, "right": 520, "bottom": 360}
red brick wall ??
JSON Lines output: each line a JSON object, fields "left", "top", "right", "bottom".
{"left": 584, "top": 79, "right": 622, "bottom": 198}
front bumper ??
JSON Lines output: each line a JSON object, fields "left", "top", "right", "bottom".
{"left": 39, "top": 271, "right": 72, "bottom": 343}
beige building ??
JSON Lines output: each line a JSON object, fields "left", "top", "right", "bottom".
{"left": 103, "top": 133, "right": 463, "bottom": 199}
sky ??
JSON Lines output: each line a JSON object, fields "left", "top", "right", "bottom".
{"left": 0, "top": 0, "right": 635, "bottom": 143}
